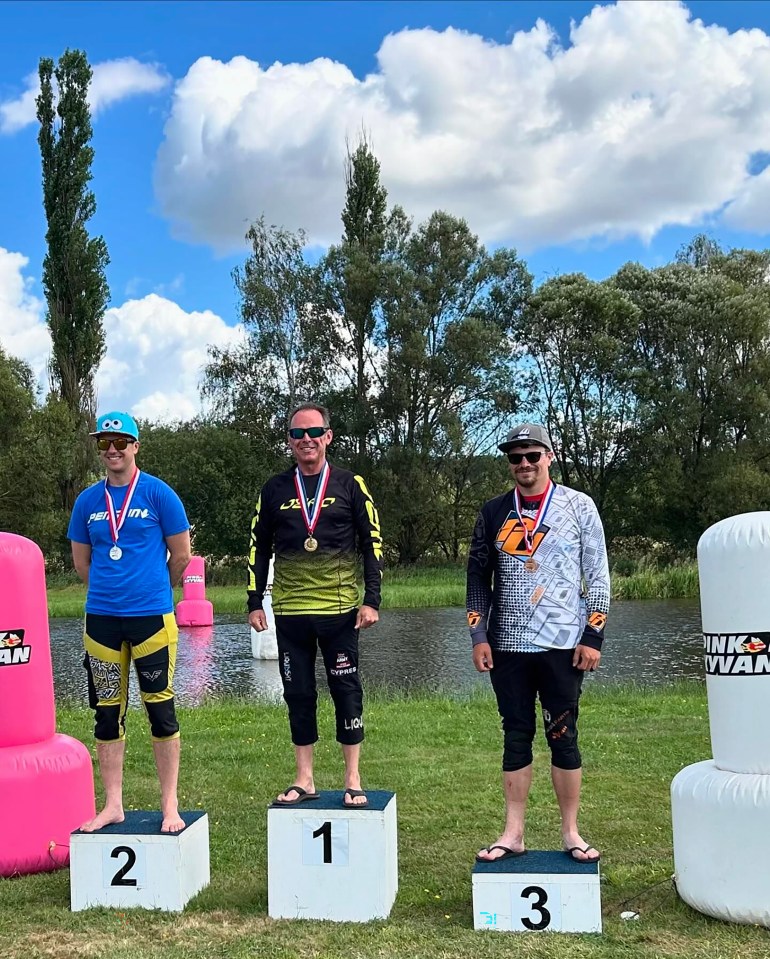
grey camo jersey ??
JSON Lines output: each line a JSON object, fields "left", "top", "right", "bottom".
{"left": 466, "top": 484, "right": 610, "bottom": 653}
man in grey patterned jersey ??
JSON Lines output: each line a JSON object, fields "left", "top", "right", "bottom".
{"left": 466, "top": 423, "right": 610, "bottom": 864}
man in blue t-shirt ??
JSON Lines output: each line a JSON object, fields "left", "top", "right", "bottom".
{"left": 68, "top": 411, "right": 191, "bottom": 833}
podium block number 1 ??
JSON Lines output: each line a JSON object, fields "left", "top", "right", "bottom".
{"left": 102, "top": 843, "right": 147, "bottom": 889}
{"left": 302, "top": 819, "right": 350, "bottom": 866}
{"left": 513, "top": 883, "right": 561, "bottom": 931}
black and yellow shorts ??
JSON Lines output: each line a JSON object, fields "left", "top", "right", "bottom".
{"left": 84, "top": 612, "right": 180, "bottom": 743}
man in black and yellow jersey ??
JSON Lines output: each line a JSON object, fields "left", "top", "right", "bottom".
{"left": 248, "top": 402, "right": 383, "bottom": 807}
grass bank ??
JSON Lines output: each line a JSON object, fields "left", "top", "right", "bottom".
{"left": 45, "top": 562, "right": 700, "bottom": 618}
{"left": 4, "top": 685, "right": 766, "bottom": 959}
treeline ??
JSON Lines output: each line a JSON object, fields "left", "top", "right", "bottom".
{"left": 3, "top": 115, "right": 770, "bottom": 569}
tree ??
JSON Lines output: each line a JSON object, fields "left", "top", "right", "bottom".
{"left": 0, "top": 349, "right": 74, "bottom": 560}
{"left": 138, "top": 420, "right": 277, "bottom": 559}
{"left": 614, "top": 256, "right": 770, "bottom": 543}
{"left": 204, "top": 217, "right": 328, "bottom": 450}
{"left": 517, "top": 274, "right": 640, "bottom": 522}
{"left": 319, "top": 135, "right": 388, "bottom": 465}
{"left": 376, "top": 211, "right": 531, "bottom": 563}
{"left": 36, "top": 48, "right": 110, "bottom": 509}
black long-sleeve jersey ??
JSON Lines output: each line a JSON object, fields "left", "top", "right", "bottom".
{"left": 247, "top": 463, "right": 383, "bottom": 616}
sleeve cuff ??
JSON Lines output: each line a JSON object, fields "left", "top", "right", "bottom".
{"left": 580, "top": 629, "right": 604, "bottom": 651}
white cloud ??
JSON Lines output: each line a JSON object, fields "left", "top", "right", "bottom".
{"left": 0, "top": 58, "right": 170, "bottom": 134}
{"left": 97, "top": 294, "right": 245, "bottom": 422}
{"left": 154, "top": 0, "right": 770, "bottom": 252}
{"left": 0, "top": 248, "right": 50, "bottom": 389}
{"left": 0, "top": 252, "right": 242, "bottom": 419}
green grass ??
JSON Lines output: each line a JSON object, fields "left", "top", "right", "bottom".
{"left": 45, "top": 563, "right": 700, "bottom": 618}
{"left": 3, "top": 685, "right": 766, "bottom": 959}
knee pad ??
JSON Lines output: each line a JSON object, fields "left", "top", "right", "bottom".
{"left": 144, "top": 697, "right": 180, "bottom": 741}
{"left": 94, "top": 705, "right": 125, "bottom": 743}
{"left": 503, "top": 728, "right": 534, "bottom": 772}
{"left": 543, "top": 707, "right": 581, "bottom": 770}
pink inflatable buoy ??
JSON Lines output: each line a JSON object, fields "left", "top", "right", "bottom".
{"left": 0, "top": 532, "right": 94, "bottom": 877}
{"left": 175, "top": 556, "right": 214, "bottom": 627}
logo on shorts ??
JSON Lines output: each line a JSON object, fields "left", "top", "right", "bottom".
{"left": 344, "top": 717, "right": 364, "bottom": 730}
{"left": 140, "top": 670, "right": 163, "bottom": 681}
{"left": 0, "top": 629, "right": 30, "bottom": 666}
{"left": 282, "top": 653, "right": 292, "bottom": 682}
{"left": 331, "top": 651, "right": 356, "bottom": 676}
{"left": 88, "top": 656, "right": 122, "bottom": 699}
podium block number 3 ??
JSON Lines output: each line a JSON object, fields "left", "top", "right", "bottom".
{"left": 102, "top": 844, "right": 147, "bottom": 889}
{"left": 302, "top": 819, "right": 350, "bottom": 866}
{"left": 513, "top": 883, "right": 561, "bottom": 931}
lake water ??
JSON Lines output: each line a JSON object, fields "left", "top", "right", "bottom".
{"left": 49, "top": 599, "right": 704, "bottom": 705}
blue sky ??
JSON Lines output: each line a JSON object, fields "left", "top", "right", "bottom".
{"left": 2, "top": 0, "right": 770, "bottom": 419}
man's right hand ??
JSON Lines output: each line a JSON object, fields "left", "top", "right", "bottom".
{"left": 249, "top": 610, "right": 268, "bottom": 632}
{"left": 472, "top": 642, "right": 494, "bottom": 672}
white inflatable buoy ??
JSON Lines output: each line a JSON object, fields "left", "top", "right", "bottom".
{"left": 671, "top": 512, "right": 770, "bottom": 926}
{"left": 251, "top": 559, "right": 277, "bottom": 660}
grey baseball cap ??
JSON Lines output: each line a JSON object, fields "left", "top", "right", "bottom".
{"left": 498, "top": 423, "right": 553, "bottom": 453}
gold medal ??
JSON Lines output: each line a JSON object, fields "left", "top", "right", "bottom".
{"left": 304, "top": 536, "right": 318, "bottom": 552}
{"left": 524, "top": 557, "right": 538, "bottom": 572}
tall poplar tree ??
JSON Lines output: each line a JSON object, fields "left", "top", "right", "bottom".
{"left": 37, "top": 48, "right": 110, "bottom": 509}
{"left": 320, "top": 135, "right": 388, "bottom": 464}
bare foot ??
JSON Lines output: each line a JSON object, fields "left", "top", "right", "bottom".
{"left": 563, "top": 830, "right": 600, "bottom": 862}
{"left": 161, "top": 809, "right": 186, "bottom": 833}
{"left": 476, "top": 836, "right": 526, "bottom": 861}
{"left": 80, "top": 806, "right": 125, "bottom": 832}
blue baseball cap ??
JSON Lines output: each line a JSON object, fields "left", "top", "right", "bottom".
{"left": 91, "top": 411, "right": 140, "bottom": 440}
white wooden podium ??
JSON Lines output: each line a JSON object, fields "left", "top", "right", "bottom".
{"left": 472, "top": 850, "right": 601, "bottom": 933}
{"left": 70, "top": 810, "right": 210, "bottom": 912}
{"left": 268, "top": 790, "right": 397, "bottom": 922}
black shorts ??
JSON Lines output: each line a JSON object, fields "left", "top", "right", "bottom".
{"left": 490, "top": 648, "right": 584, "bottom": 771}
{"left": 275, "top": 610, "right": 364, "bottom": 746}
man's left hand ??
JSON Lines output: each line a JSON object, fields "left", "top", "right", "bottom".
{"left": 356, "top": 605, "right": 379, "bottom": 630}
{"left": 573, "top": 644, "right": 601, "bottom": 671}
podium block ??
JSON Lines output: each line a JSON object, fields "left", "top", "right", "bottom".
{"left": 268, "top": 790, "right": 397, "bottom": 922}
{"left": 70, "top": 810, "right": 210, "bottom": 912}
{"left": 472, "top": 850, "right": 601, "bottom": 933}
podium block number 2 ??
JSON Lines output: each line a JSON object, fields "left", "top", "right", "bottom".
{"left": 513, "top": 883, "right": 561, "bottom": 931}
{"left": 302, "top": 819, "right": 350, "bottom": 867}
{"left": 102, "top": 843, "right": 147, "bottom": 890}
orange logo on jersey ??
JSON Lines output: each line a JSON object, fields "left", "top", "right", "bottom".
{"left": 587, "top": 612, "right": 607, "bottom": 631}
{"left": 467, "top": 612, "right": 482, "bottom": 628}
{"left": 495, "top": 514, "right": 550, "bottom": 558}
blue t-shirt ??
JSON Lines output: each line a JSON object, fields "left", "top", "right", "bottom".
{"left": 67, "top": 472, "right": 190, "bottom": 615}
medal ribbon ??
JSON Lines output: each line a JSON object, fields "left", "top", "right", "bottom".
{"left": 105, "top": 468, "right": 141, "bottom": 546}
{"left": 513, "top": 480, "right": 555, "bottom": 555}
{"left": 294, "top": 463, "right": 330, "bottom": 539}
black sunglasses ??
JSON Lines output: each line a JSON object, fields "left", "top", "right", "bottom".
{"left": 288, "top": 426, "right": 329, "bottom": 440}
{"left": 97, "top": 437, "right": 133, "bottom": 451}
{"left": 507, "top": 450, "right": 544, "bottom": 465}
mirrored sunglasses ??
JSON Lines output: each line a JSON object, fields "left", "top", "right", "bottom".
{"left": 288, "top": 426, "right": 329, "bottom": 439}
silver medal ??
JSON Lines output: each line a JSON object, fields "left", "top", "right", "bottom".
{"left": 109, "top": 545, "right": 123, "bottom": 561}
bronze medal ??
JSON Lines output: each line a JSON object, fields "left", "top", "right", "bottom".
{"left": 304, "top": 536, "right": 318, "bottom": 552}
{"left": 524, "top": 557, "right": 538, "bottom": 572}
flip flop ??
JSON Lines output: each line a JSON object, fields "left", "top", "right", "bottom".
{"left": 475, "top": 844, "right": 527, "bottom": 862}
{"left": 274, "top": 785, "right": 320, "bottom": 805}
{"left": 565, "top": 844, "right": 601, "bottom": 863}
{"left": 343, "top": 788, "right": 368, "bottom": 808}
